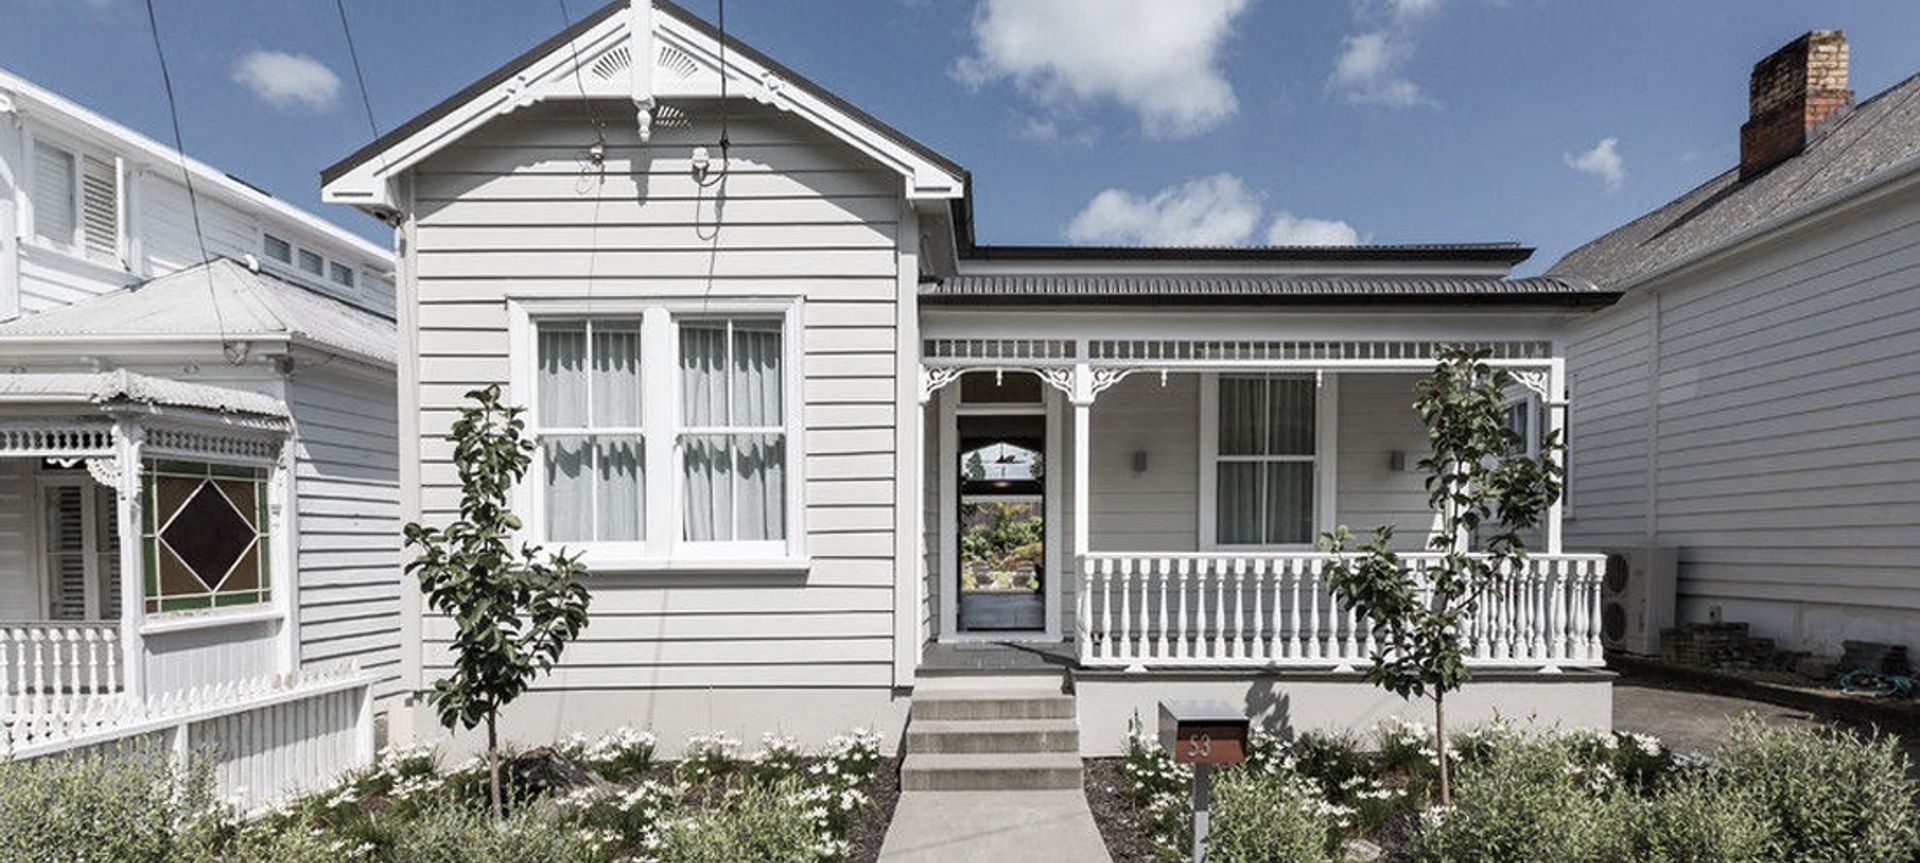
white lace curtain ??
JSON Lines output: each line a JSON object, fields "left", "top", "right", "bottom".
{"left": 681, "top": 319, "right": 786, "bottom": 542}
{"left": 539, "top": 322, "right": 644, "bottom": 543}
{"left": 1216, "top": 375, "right": 1315, "bottom": 545}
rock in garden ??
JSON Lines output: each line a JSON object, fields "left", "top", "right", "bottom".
{"left": 508, "top": 746, "right": 608, "bottom": 798}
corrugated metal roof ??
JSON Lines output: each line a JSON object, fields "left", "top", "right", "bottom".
{"left": 920, "top": 274, "right": 1616, "bottom": 305}
{"left": 0, "top": 370, "right": 289, "bottom": 418}
{"left": 1551, "top": 72, "right": 1920, "bottom": 287}
{"left": 0, "top": 259, "right": 396, "bottom": 365}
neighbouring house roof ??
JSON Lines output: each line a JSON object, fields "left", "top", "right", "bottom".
{"left": 920, "top": 274, "right": 1619, "bottom": 307}
{"left": 0, "top": 259, "right": 397, "bottom": 366}
{"left": 1550, "top": 72, "right": 1920, "bottom": 289}
{"left": 958, "top": 243, "right": 1536, "bottom": 267}
{"left": 0, "top": 369, "right": 288, "bottom": 418}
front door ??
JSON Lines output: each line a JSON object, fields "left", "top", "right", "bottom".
{"left": 956, "top": 414, "right": 1046, "bottom": 632}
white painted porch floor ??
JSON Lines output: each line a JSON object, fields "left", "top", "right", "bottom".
{"left": 877, "top": 790, "right": 1113, "bottom": 863}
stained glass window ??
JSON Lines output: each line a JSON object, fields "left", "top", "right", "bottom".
{"left": 141, "top": 459, "right": 270, "bottom": 613}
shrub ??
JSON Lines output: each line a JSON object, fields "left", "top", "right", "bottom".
{"left": 558, "top": 728, "right": 656, "bottom": 782}
{"left": 0, "top": 747, "right": 218, "bottom": 863}
{"left": 1204, "top": 767, "right": 1343, "bottom": 863}
{"left": 387, "top": 799, "right": 600, "bottom": 863}
{"left": 676, "top": 732, "right": 741, "bottom": 784}
{"left": 1710, "top": 717, "right": 1919, "bottom": 863}
{"left": 750, "top": 733, "right": 805, "bottom": 786}
{"left": 1411, "top": 736, "right": 1618, "bottom": 863}
{"left": 649, "top": 779, "right": 826, "bottom": 863}
{"left": 1620, "top": 775, "right": 1772, "bottom": 863}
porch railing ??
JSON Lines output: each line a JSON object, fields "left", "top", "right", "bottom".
{"left": 1077, "top": 552, "right": 1607, "bottom": 670}
{"left": 0, "top": 622, "right": 124, "bottom": 716}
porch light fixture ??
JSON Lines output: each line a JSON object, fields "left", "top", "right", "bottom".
{"left": 690, "top": 146, "right": 712, "bottom": 181}
{"left": 1132, "top": 449, "right": 1149, "bottom": 474}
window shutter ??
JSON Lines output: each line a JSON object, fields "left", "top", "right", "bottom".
{"left": 33, "top": 145, "right": 77, "bottom": 247}
{"left": 44, "top": 486, "right": 88, "bottom": 621}
{"left": 92, "top": 485, "right": 121, "bottom": 619}
{"left": 80, "top": 156, "right": 120, "bottom": 265}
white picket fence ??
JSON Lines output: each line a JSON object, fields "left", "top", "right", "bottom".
{"left": 2, "top": 665, "right": 376, "bottom": 809}
{"left": 1077, "top": 552, "right": 1608, "bottom": 670}
{"left": 0, "top": 622, "right": 124, "bottom": 716}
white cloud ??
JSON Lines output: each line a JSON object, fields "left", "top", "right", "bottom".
{"left": 1329, "top": 31, "right": 1433, "bottom": 109}
{"left": 1327, "top": 0, "right": 1441, "bottom": 109}
{"left": 1565, "top": 137, "right": 1625, "bottom": 192}
{"left": 232, "top": 50, "right": 341, "bottom": 112}
{"left": 1015, "top": 114, "right": 1097, "bottom": 147}
{"left": 1266, "top": 213, "right": 1361, "bottom": 246}
{"left": 955, "top": 0, "right": 1250, "bottom": 140}
{"left": 1065, "top": 173, "right": 1358, "bottom": 247}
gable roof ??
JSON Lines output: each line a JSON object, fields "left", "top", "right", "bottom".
{"left": 921, "top": 273, "right": 1617, "bottom": 307}
{"left": 321, "top": 0, "right": 965, "bottom": 210}
{"left": 1550, "top": 72, "right": 1920, "bottom": 289}
{"left": 0, "top": 259, "right": 396, "bottom": 367}
{"left": 961, "top": 242, "right": 1536, "bottom": 266}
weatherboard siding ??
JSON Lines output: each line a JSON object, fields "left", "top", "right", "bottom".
{"left": 289, "top": 366, "right": 404, "bottom": 702}
{"left": 407, "top": 103, "right": 907, "bottom": 713}
{"left": 1566, "top": 189, "right": 1920, "bottom": 654}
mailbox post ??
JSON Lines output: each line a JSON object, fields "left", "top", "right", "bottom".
{"left": 1159, "top": 700, "right": 1250, "bottom": 863}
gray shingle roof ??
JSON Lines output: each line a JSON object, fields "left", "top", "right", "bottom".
{"left": 0, "top": 259, "right": 397, "bottom": 366}
{"left": 920, "top": 274, "right": 1615, "bottom": 306}
{"left": 1550, "top": 72, "right": 1920, "bottom": 288}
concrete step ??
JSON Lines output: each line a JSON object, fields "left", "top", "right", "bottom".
{"left": 906, "top": 718, "right": 1081, "bottom": 754}
{"left": 910, "top": 690, "right": 1076, "bottom": 722}
{"left": 900, "top": 752, "right": 1084, "bottom": 791}
{"left": 913, "top": 669, "right": 1068, "bottom": 694}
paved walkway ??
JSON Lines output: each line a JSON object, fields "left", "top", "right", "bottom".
{"left": 876, "top": 790, "right": 1114, "bottom": 863}
{"left": 1613, "top": 681, "right": 1820, "bottom": 754}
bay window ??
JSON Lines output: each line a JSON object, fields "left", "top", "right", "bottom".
{"left": 1201, "top": 374, "right": 1325, "bottom": 548}
{"left": 518, "top": 300, "right": 802, "bottom": 567}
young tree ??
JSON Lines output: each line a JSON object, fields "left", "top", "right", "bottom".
{"left": 1320, "top": 346, "right": 1562, "bottom": 806}
{"left": 404, "top": 385, "right": 592, "bottom": 818}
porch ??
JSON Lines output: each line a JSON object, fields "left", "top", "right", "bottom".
{"left": 916, "top": 321, "right": 1604, "bottom": 675}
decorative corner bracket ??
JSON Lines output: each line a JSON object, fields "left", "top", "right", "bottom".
{"left": 919, "top": 366, "right": 964, "bottom": 404}
{"left": 83, "top": 457, "right": 120, "bottom": 491}
{"left": 1510, "top": 369, "right": 1552, "bottom": 401}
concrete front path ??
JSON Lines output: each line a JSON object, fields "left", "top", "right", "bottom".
{"left": 876, "top": 789, "right": 1114, "bottom": 863}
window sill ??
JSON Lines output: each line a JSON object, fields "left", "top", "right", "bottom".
{"left": 579, "top": 555, "right": 813, "bottom": 576}
{"left": 141, "top": 607, "right": 283, "bottom": 636}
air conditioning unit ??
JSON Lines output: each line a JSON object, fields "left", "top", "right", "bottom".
{"left": 1600, "top": 547, "right": 1678, "bottom": 655}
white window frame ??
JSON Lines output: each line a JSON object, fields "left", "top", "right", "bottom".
{"left": 509, "top": 296, "right": 807, "bottom": 572}
{"left": 25, "top": 131, "right": 123, "bottom": 268}
{"left": 262, "top": 233, "right": 293, "bottom": 264}
{"left": 1198, "top": 372, "right": 1338, "bottom": 551}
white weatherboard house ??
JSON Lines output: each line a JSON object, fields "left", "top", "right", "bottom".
{"left": 325, "top": 0, "right": 1628, "bottom": 775}
{"left": 0, "top": 69, "right": 398, "bottom": 803}
{"left": 1557, "top": 32, "right": 1920, "bottom": 659}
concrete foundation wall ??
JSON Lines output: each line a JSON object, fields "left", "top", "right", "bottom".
{"left": 1072, "top": 671, "right": 1613, "bottom": 756}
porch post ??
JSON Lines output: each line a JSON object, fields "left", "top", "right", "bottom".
{"left": 1545, "top": 358, "right": 1566, "bottom": 554}
{"left": 1070, "top": 363, "right": 1092, "bottom": 559}
{"left": 113, "top": 421, "right": 145, "bottom": 701}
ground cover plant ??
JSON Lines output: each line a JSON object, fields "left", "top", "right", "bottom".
{"left": 0, "top": 726, "right": 889, "bottom": 863}
{"left": 1112, "top": 715, "right": 1920, "bottom": 863}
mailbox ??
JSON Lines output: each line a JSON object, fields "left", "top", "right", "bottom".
{"left": 1158, "top": 699, "right": 1249, "bottom": 766}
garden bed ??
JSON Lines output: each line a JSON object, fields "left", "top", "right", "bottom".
{"left": 1089, "top": 715, "right": 1920, "bottom": 863}
{"left": 0, "top": 727, "right": 902, "bottom": 863}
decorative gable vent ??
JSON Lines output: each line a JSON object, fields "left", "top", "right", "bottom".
{"left": 652, "top": 104, "right": 691, "bottom": 132}
{"left": 657, "top": 43, "right": 699, "bottom": 80}
{"left": 587, "top": 45, "right": 632, "bottom": 81}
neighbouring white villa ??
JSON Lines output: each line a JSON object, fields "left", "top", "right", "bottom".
{"left": 323, "top": 0, "right": 1628, "bottom": 786}
{"left": 1558, "top": 32, "right": 1920, "bottom": 659}
{"left": 0, "top": 69, "right": 397, "bottom": 802}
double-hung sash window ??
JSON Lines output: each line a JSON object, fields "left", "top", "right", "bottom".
{"left": 524, "top": 303, "right": 799, "bottom": 566}
{"left": 679, "top": 319, "right": 786, "bottom": 545}
{"left": 1207, "top": 374, "right": 1319, "bottom": 547}
{"left": 536, "top": 321, "right": 645, "bottom": 545}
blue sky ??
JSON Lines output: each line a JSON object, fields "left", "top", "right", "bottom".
{"left": 7, "top": 1, "right": 1920, "bottom": 274}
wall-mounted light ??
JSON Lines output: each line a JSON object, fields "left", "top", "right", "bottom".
{"left": 690, "top": 146, "right": 712, "bottom": 181}
{"left": 1132, "top": 449, "right": 1149, "bottom": 475}
{"left": 1388, "top": 450, "right": 1408, "bottom": 472}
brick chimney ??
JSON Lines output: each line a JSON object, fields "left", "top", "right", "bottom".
{"left": 1740, "top": 30, "right": 1853, "bottom": 179}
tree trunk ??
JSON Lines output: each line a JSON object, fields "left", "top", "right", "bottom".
{"left": 487, "top": 708, "right": 503, "bottom": 820}
{"left": 1434, "top": 692, "right": 1450, "bottom": 807}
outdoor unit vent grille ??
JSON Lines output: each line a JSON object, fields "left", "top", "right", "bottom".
{"left": 1600, "top": 547, "right": 1678, "bottom": 656}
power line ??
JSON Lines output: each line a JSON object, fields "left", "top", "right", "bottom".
{"left": 141, "top": 0, "right": 231, "bottom": 356}
{"left": 334, "top": 0, "right": 381, "bottom": 142}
